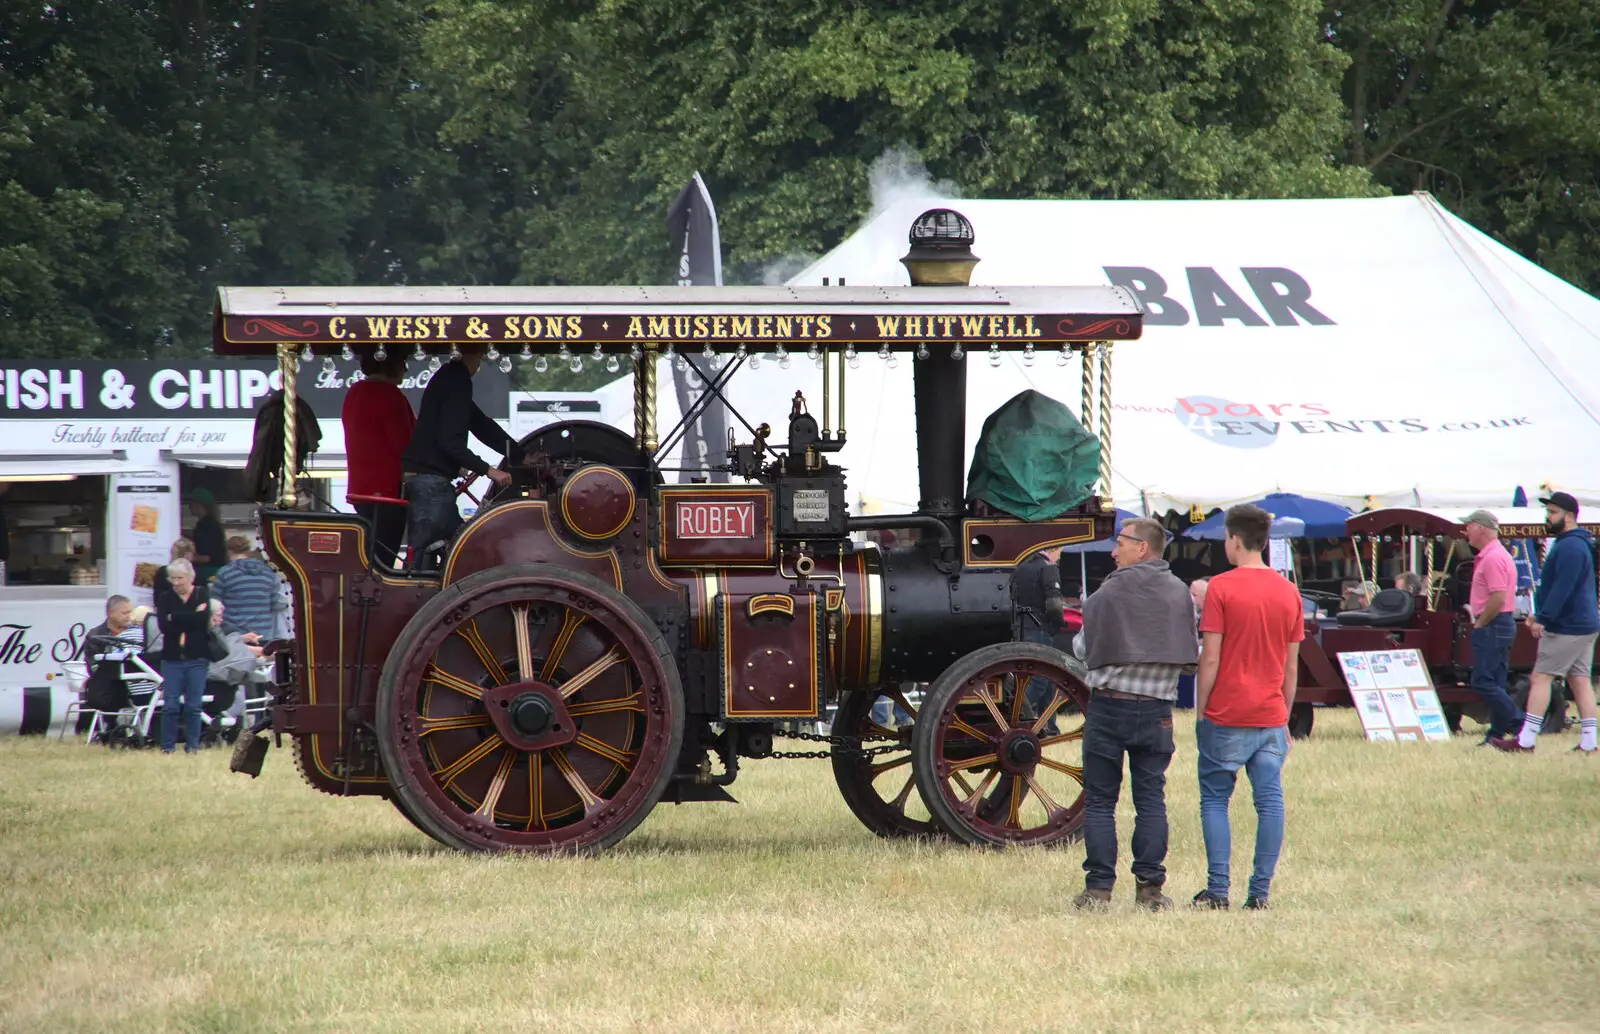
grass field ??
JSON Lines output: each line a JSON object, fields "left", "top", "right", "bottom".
{"left": 2, "top": 710, "right": 1597, "bottom": 1033}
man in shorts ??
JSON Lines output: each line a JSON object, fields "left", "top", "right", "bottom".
{"left": 1492, "top": 491, "right": 1599, "bottom": 754}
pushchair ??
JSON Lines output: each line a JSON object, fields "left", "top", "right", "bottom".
{"left": 62, "top": 636, "right": 164, "bottom": 748}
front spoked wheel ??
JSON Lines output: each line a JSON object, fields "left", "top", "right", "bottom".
{"left": 912, "top": 643, "right": 1089, "bottom": 846}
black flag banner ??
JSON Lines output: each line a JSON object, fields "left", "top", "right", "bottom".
{"left": 665, "top": 172, "right": 729, "bottom": 483}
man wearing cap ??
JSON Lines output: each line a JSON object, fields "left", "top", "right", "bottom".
{"left": 1493, "top": 492, "right": 1599, "bottom": 754}
{"left": 1460, "top": 510, "right": 1523, "bottom": 745}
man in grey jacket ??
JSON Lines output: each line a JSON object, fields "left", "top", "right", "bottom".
{"left": 1071, "top": 517, "right": 1198, "bottom": 911}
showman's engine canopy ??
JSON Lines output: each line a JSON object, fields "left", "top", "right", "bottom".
{"left": 213, "top": 208, "right": 1145, "bottom": 853}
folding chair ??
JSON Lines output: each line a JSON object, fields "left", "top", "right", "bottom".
{"left": 240, "top": 655, "right": 277, "bottom": 726}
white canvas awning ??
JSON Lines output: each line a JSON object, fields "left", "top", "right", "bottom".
{"left": 776, "top": 193, "right": 1600, "bottom": 514}
{"left": 166, "top": 450, "right": 346, "bottom": 472}
{"left": 0, "top": 452, "right": 132, "bottom": 478}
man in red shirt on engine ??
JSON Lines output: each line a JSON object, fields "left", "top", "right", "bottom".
{"left": 342, "top": 351, "right": 415, "bottom": 568}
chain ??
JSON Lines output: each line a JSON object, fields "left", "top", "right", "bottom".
{"left": 762, "top": 725, "right": 906, "bottom": 761}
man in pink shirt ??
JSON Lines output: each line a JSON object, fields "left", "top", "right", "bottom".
{"left": 1462, "top": 510, "right": 1523, "bottom": 743}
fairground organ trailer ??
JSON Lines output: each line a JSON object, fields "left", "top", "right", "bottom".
{"left": 215, "top": 210, "right": 1144, "bottom": 853}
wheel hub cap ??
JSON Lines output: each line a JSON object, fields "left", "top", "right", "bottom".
{"left": 509, "top": 693, "right": 553, "bottom": 736}
{"left": 1005, "top": 735, "right": 1039, "bottom": 768}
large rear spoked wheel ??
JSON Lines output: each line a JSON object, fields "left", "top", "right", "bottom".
{"left": 376, "top": 564, "right": 683, "bottom": 854}
{"left": 912, "top": 643, "right": 1089, "bottom": 847}
{"left": 830, "top": 686, "right": 947, "bottom": 839}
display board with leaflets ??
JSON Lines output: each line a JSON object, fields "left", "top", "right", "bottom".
{"left": 1338, "top": 649, "right": 1451, "bottom": 741}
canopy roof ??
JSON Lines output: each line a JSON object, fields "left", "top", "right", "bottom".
{"left": 1345, "top": 507, "right": 1600, "bottom": 539}
{"left": 788, "top": 193, "right": 1600, "bottom": 513}
{"left": 1182, "top": 493, "right": 1353, "bottom": 540}
{"left": 211, "top": 285, "right": 1141, "bottom": 355}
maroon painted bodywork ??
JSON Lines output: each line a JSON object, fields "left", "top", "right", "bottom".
{"left": 263, "top": 514, "right": 440, "bottom": 796}
{"left": 260, "top": 486, "right": 1105, "bottom": 797}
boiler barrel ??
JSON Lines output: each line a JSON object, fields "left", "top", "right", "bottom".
{"left": 875, "top": 545, "right": 1013, "bottom": 684}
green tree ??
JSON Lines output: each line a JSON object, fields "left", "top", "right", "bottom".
{"left": 1329, "top": 0, "right": 1600, "bottom": 293}
{"left": 425, "top": 0, "right": 1375, "bottom": 286}
{"left": 1, "top": 0, "right": 529, "bottom": 357}
{"left": 0, "top": 5, "right": 187, "bottom": 357}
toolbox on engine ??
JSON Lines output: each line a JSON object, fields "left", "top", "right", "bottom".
{"left": 716, "top": 591, "right": 825, "bottom": 720}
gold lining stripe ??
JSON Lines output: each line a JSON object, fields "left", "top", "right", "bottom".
{"left": 436, "top": 734, "right": 504, "bottom": 789}
{"left": 865, "top": 551, "right": 883, "bottom": 686}
{"left": 645, "top": 549, "right": 680, "bottom": 592}
{"left": 558, "top": 645, "right": 626, "bottom": 699}
{"left": 424, "top": 663, "right": 487, "bottom": 701}
{"left": 539, "top": 611, "right": 587, "bottom": 683}
{"left": 960, "top": 518, "right": 1098, "bottom": 568}
{"left": 747, "top": 594, "right": 795, "bottom": 618}
{"left": 696, "top": 572, "right": 720, "bottom": 648}
{"left": 458, "top": 621, "right": 510, "bottom": 687}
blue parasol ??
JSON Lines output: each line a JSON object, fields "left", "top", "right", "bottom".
{"left": 1181, "top": 493, "right": 1352, "bottom": 540}
{"left": 1508, "top": 486, "right": 1539, "bottom": 591}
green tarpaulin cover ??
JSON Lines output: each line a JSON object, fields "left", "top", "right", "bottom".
{"left": 966, "top": 389, "right": 1100, "bottom": 521}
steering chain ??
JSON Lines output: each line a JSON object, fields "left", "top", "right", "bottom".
{"left": 763, "top": 725, "right": 908, "bottom": 761}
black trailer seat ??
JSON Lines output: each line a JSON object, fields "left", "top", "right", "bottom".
{"left": 1334, "top": 588, "right": 1416, "bottom": 628}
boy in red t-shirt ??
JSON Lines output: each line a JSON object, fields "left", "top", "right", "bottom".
{"left": 1192, "top": 504, "right": 1303, "bottom": 910}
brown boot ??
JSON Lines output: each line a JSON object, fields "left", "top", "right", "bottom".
{"left": 1135, "top": 882, "right": 1173, "bottom": 911}
{"left": 1072, "top": 887, "right": 1112, "bottom": 910}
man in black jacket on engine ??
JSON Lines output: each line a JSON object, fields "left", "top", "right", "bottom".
{"left": 400, "top": 346, "right": 517, "bottom": 569}
{"left": 1070, "top": 517, "right": 1197, "bottom": 912}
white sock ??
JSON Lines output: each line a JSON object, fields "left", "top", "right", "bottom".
{"left": 1517, "top": 713, "right": 1543, "bottom": 750}
{"left": 1581, "top": 718, "right": 1597, "bottom": 752}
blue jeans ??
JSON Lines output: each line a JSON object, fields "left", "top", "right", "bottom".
{"left": 1469, "top": 614, "right": 1522, "bottom": 737}
{"left": 160, "top": 658, "right": 209, "bottom": 753}
{"left": 403, "top": 474, "right": 462, "bottom": 570}
{"left": 1081, "top": 695, "right": 1174, "bottom": 890}
{"left": 1020, "top": 627, "right": 1061, "bottom": 734}
{"left": 1196, "top": 719, "right": 1286, "bottom": 901}
{"left": 870, "top": 694, "right": 911, "bottom": 727}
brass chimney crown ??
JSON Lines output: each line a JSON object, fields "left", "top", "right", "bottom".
{"left": 900, "top": 208, "right": 979, "bottom": 286}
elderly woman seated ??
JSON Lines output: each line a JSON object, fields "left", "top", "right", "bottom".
{"left": 207, "top": 600, "right": 266, "bottom": 740}
{"left": 1394, "top": 571, "right": 1426, "bottom": 595}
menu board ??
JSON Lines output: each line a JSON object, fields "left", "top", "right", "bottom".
{"left": 111, "top": 468, "right": 181, "bottom": 607}
{"left": 1339, "top": 649, "right": 1450, "bottom": 742}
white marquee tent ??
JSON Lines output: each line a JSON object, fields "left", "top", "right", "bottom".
{"left": 608, "top": 194, "right": 1600, "bottom": 516}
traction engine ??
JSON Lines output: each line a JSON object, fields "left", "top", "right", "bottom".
{"left": 219, "top": 209, "right": 1143, "bottom": 853}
